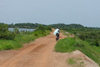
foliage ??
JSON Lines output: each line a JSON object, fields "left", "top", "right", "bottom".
{"left": 0, "top": 25, "right": 51, "bottom": 50}
{"left": 66, "top": 27, "right": 100, "bottom": 47}
{"left": 55, "top": 38, "right": 76, "bottom": 52}
{"left": 55, "top": 37, "right": 100, "bottom": 65}
{"left": 49, "top": 23, "right": 84, "bottom": 30}
{"left": 14, "top": 28, "right": 20, "bottom": 34}
{"left": 0, "top": 24, "right": 15, "bottom": 40}
{"left": 0, "top": 40, "right": 22, "bottom": 50}
{"left": 36, "top": 25, "right": 52, "bottom": 31}
{"left": 8, "top": 23, "right": 85, "bottom": 29}
{"left": 8, "top": 23, "right": 44, "bottom": 29}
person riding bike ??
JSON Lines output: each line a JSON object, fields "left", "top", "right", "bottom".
{"left": 53, "top": 28, "right": 60, "bottom": 41}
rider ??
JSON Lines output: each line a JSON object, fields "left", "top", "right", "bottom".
{"left": 54, "top": 28, "right": 60, "bottom": 41}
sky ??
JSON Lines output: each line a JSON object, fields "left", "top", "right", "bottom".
{"left": 0, "top": 0, "right": 100, "bottom": 27}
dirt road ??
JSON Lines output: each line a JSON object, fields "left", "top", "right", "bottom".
{"left": 0, "top": 32, "right": 65, "bottom": 67}
{"left": 0, "top": 32, "right": 99, "bottom": 67}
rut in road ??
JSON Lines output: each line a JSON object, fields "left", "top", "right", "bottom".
{"left": 0, "top": 33, "right": 65, "bottom": 67}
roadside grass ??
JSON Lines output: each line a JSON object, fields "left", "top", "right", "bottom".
{"left": 67, "top": 58, "right": 84, "bottom": 67}
{"left": 55, "top": 38, "right": 76, "bottom": 52}
{"left": 15, "top": 30, "right": 50, "bottom": 44}
{"left": 68, "top": 58, "right": 76, "bottom": 65}
{"left": 55, "top": 37, "right": 100, "bottom": 65}
{"left": 0, "top": 40, "right": 22, "bottom": 50}
{"left": 0, "top": 30, "right": 50, "bottom": 50}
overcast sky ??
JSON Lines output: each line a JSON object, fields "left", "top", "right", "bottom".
{"left": 0, "top": 0, "right": 100, "bottom": 27}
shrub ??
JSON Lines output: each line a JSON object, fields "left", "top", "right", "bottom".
{"left": 0, "top": 24, "right": 15, "bottom": 40}
{"left": 74, "top": 39, "right": 85, "bottom": 48}
{"left": 14, "top": 28, "right": 20, "bottom": 34}
{"left": 90, "top": 40, "right": 100, "bottom": 46}
{"left": 36, "top": 25, "right": 52, "bottom": 31}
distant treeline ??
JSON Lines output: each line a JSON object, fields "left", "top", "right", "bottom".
{"left": 6, "top": 23, "right": 100, "bottom": 30}
{"left": 9, "top": 23, "right": 85, "bottom": 29}
{"left": 49, "top": 23, "right": 100, "bottom": 30}
{"left": 49, "top": 23, "right": 84, "bottom": 29}
{"left": 8, "top": 23, "right": 46, "bottom": 29}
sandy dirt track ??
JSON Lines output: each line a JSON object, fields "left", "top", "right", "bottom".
{"left": 0, "top": 32, "right": 99, "bottom": 67}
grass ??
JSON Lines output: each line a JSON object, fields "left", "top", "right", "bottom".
{"left": 55, "top": 38, "right": 76, "bottom": 52}
{"left": 0, "top": 40, "right": 22, "bottom": 50}
{"left": 68, "top": 58, "right": 76, "bottom": 65}
{"left": 55, "top": 37, "right": 100, "bottom": 65}
{"left": 0, "top": 30, "right": 50, "bottom": 50}
{"left": 67, "top": 58, "right": 84, "bottom": 67}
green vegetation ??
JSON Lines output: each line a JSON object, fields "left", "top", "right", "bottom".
{"left": 50, "top": 23, "right": 100, "bottom": 47}
{"left": 68, "top": 58, "right": 76, "bottom": 65}
{"left": 65, "top": 26, "right": 100, "bottom": 47}
{"left": 8, "top": 23, "right": 86, "bottom": 29}
{"left": 8, "top": 23, "right": 47, "bottom": 29}
{"left": 55, "top": 38, "right": 76, "bottom": 52}
{"left": 0, "top": 24, "right": 51, "bottom": 50}
{"left": 67, "top": 58, "right": 84, "bottom": 67}
{"left": 52, "top": 23, "right": 100, "bottom": 65}
{"left": 0, "top": 40, "right": 22, "bottom": 50}
{"left": 49, "top": 23, "right": 84, "bottom": 30}
{"left": 0, "top": 23, "right": 15, "bottom": 40}
{"left": 55, "top": 37, "right": 100, "bottom": 65}
{"left": 1, "top": 22, "right": 100, "bottom": 65}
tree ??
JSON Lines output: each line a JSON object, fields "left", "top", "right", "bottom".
{"left": 0, "top": 24, "right": 15, "bottom": 40}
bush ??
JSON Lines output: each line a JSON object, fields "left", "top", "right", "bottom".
{"left": 0, "top": 23, "right": 8, "bottom": 32}
{"left": 14, "top": 28, "right": 20, "bottom": 34}
{"left": 0, "top": 24, "right": 15, "bottom": 40}
{"left": 74, "top": 39, "right": 85, "bottom": 48}
{"left": 36, "top": 25, "right": 52, "bottom": 31}
{"left": 0, "top": 30, "right": 15, "bottom": 40}
{"left": 90, "top": 40, "right": 100, "bottom": 46}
